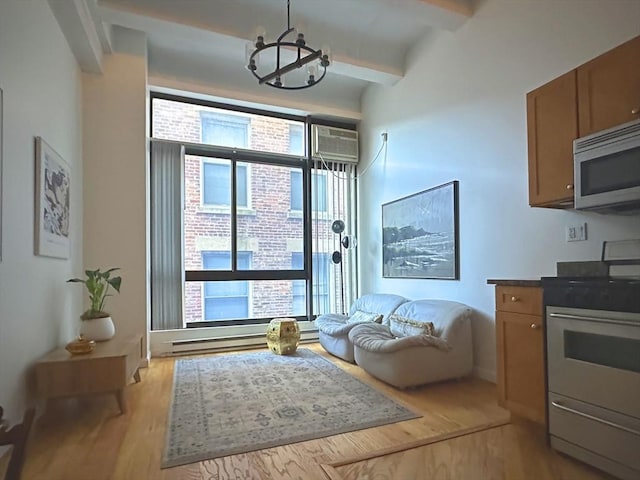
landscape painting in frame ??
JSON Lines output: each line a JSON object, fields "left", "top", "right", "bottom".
{"left": 35, "top": 136, "right": 70, "bottom": 258}
{"left": 382, "top": 181, "right": 459, "bottom": 279}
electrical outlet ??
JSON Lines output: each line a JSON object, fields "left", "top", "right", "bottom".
{"left": 566, "top": 222, "right": 587, "bottom": 242}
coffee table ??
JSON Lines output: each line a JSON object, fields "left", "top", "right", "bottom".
{"left": 34, "top": 334, "right": 143, "bottom": 414}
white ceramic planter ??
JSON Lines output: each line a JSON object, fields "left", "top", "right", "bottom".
{"left": 80, "top": 316, "right": 115, "bottom": 341}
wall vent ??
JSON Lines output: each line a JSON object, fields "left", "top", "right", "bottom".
{"left": 312, "top": 125, "right": 359, "bottom": 164}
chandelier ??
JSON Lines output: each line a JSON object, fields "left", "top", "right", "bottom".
{"left": 247, "top": 0, "right": 330, "bottom": 90}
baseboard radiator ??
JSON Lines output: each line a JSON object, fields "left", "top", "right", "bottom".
{"left": 163, "top": 329, "right": 319, "bottom": 356}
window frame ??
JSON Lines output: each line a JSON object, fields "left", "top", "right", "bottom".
{"left": 150, "top": 92, "right": 358, "bottom": 326}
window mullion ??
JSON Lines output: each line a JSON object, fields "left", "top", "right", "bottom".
{"left": 231, "top": 158, "right": 238, "bottom": 272}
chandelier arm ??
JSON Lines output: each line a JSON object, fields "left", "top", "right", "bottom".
{"left": 264, "top": 63, "right": 327, "bottom": 90}
{"left": 265, "top": 63, "right": 327, "bottom": 90}
{"left": 254, "top": 44, "right": 322, "bottom": 85}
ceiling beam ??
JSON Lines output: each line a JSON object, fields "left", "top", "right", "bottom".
{"left": 48, "top": 0, "right": 104, "bottom": 73}
{"left": 97, "top": 2, "right": 403, "bottom": 86}
{"left": 419, "top": 0, "right": 473, "bottom": 17}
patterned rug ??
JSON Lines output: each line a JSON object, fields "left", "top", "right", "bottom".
{"left": 162, "top": 348, "right": 420, "bottom": 468}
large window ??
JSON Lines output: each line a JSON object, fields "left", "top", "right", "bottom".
{"left": 151, "top": 94, "right": 357, "bottom": 330}
{"left": 202, "top": 251, "right": 251, "bottom": 320}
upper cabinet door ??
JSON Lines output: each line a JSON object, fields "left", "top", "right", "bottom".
{"left": 578, "top": 35, "right": 640, "bottom": 137}
{"left": 527, "top": 70, "right": 578, "bottom": 207}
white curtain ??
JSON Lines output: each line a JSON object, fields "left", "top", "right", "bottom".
{"left": 150, "top": 140, "right": 184, "bottom": 330}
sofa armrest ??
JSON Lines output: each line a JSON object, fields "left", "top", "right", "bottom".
{"left": 349, "top": 323, "right": 451, "bottom": 353}
{"left": 315, "top": 314, "right": 353, "bottom": 336}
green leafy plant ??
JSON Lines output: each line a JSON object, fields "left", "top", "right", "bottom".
{"left": 67, "top": 268, "right": 122, "bottom": 320}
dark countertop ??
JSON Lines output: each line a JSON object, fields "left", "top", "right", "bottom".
{"left": 486, "top": 279, "right": 542, "bottom": 287}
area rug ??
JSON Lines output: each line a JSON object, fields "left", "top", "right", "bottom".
{"left": 162, "top": 348, "right": 420, "bottom": 468}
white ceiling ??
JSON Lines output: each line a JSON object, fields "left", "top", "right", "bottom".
{"left": 49, "top": 0, "right": 474, "bottom": 119}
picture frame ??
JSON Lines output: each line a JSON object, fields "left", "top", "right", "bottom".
{"left": 382, "top": 180, "right": 459, "bottom": 280}
{"left": 0, "top": 87, "right": 3, "bottom": 262}
{"left": 35, "top": 136, "right": 70, "bottom": 259}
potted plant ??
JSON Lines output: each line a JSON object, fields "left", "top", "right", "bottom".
{"left": 68, "top": 268, "right": 122, "bottom": 341}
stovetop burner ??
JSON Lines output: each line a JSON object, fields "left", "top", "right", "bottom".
{"left": 542, "top": 276, "right": 640, "bottom": 313}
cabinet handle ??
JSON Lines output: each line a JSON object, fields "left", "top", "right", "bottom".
{"left": 566, "top": 184, "right": 574, "bottom": 190}
{"left": 510, "top": 296, "right": 519, "bottom": 302}
{"left": 530, "top": 323, "right": 540, "bottom": 329}
{"left": 632, "top": 108, "right": 639, "bottom": 115}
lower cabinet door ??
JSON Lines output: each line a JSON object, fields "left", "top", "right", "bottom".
{"left": 496, "top": 310, "right": 546, "bottom": 424}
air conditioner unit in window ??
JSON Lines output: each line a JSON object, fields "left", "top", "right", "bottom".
{"left": 312, "top": 125, "right": 359, "bottom": 164}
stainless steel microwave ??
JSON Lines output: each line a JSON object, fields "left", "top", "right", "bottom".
{"left": 574, "top": 119, "right": 640, "bottom": 214}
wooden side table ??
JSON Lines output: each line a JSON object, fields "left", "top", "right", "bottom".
{"left": 34, "top": 334, "right": 143, "bottom": 414}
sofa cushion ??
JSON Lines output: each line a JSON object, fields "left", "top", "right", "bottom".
{"left": 349, "top": 294, "right": 409, "bottom": 325}
{"left": 349, "top": 323, "right": 451, "bottom": 353}
{"left": 388, "top": 314, "right": 434, "bottom": 337}
{"left": 315, "top": 313, "right": 350, "bottom": 336}
{"left": 347, "top": 310, "right": 383, "bottom": 324}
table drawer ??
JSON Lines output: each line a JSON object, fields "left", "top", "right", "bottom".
{"left": 495, "top": 286, "right": 542, "bottom": 315}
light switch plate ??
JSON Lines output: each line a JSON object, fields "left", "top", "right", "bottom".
{"left": 566, "top": 222, "right": 587, "bottom": 242}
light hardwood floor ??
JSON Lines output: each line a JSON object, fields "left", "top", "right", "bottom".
{"left": 6, "top": 343, "right": 613, "bottom": 480}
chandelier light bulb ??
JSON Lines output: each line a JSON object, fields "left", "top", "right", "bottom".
{"left": 245, "top": 42, "right": 259, "bottom": 71}
{"left": 320, "top": 45, "right": 331, "bottom": 67}
{"left": 254, "top": 26, "right": 266, "bottom": 48}
{"left": 307, "top": 64, "right": 317, "bottom": 85}
{"left": 295, "top": 22, "right": 307, "bottom": 47}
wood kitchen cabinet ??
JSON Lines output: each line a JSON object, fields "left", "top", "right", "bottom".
{"left": 527, "top": 70, "right": 578, "bottom": 207}
{"left": 494, "top": 284, "right": 546, "bottom": 425}
{"left": 526, "top": 34, "right": 640, "bottom": 208}
{"left": 578, "top": 34, "right": 640, "bottom": 137}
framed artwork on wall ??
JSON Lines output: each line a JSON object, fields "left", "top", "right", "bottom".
{"left": 0, "top": 87, "right": 3, "bottom": 262}
{"left": 382, "top": 180, "right": 459, "bottom": 280}
{"left": 35, "top": 136, "right": 70, "bottom": 259}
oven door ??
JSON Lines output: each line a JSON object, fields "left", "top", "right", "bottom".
{"left": 546, "top": 306, "right": 640, "bottom": 419}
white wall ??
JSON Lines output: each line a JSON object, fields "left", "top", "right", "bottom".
{"left": 358, "top": 0, "right": 640, "bottom": 380}
{"left": 0, "top": 1, "right": 83, "bottom": 421}
{"left": 82, "top": 27, "right": 149, "bottom": 358}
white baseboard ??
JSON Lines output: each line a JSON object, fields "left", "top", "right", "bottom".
{"left": 473, "top": 365, "right": 496, "bottom": 383}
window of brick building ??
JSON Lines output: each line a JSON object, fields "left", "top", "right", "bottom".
{"left": 200, "top": 112, "right": 249, "bottom": 148}
{"left": 202, "top": 251, "right": 251, "bottom": 320}
{"left": 288, "top": 124, "right": 304, "bottom": 156}
{"left": 290, "top": 170, "right": 327, "bottom": 212}
{"left": 202, "top": 160, "right": 248, "bottom": 207}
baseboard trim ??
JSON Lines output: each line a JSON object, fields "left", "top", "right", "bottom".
{"left": 473, "top": 365, "right": 496, "bottom": 383}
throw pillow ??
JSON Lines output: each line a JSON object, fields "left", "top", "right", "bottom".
{"left": 347, "top": 310, "right": 383, "bottom": 324}
{"left": 389, "top": 314, "right": 435, "bottom": 338}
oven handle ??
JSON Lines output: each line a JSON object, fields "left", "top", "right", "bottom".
{"left": 551, "top": 401, "right": 640, "bottom": 436}
{"left": 548, "top": 312, "right": 639, "bottom": 327}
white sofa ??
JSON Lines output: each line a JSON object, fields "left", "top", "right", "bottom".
{"left": 348, "top": 299, "right": 473, "bottom": 388}
{"left": 314, "top": 293, "right": 408, "bottom": 363}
